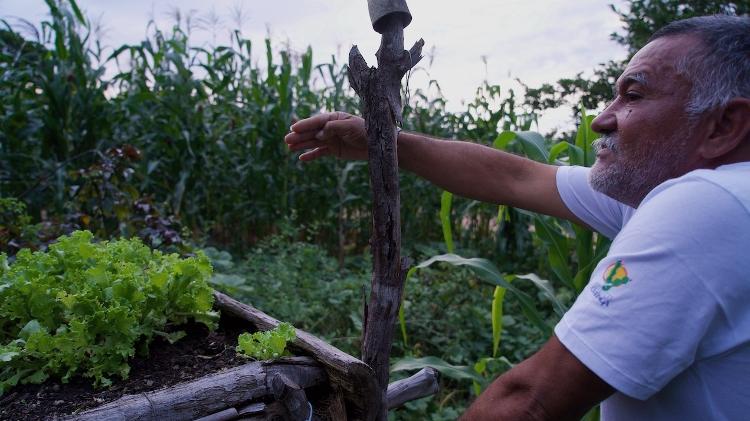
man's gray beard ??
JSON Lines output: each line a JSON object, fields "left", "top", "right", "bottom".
{"left": 589, "top": 133, "right": 688, "bottom": 207}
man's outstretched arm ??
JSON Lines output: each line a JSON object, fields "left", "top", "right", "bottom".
{"left": 462, "top": 335, "right": 614, "bottom": 420}
{"left": 285, "top": 112, "right": 587, "bottom": 226}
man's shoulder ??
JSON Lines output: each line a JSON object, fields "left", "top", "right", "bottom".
{"left": 639, "top": 162, "right": 750, "bottom": 221}
{"left": 618, "top": 163, "right": 750, "bottom": 257}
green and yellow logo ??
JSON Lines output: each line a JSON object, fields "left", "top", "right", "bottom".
{"left": 602, "top": 260, "right": 630, "bottom": 291}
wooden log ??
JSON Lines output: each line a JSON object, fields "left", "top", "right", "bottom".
{"left": 193, "top": 407, "right": 238, "bottom": 421}
{"left": 386, "top": 367, "right": 439, "bottom": 410}
{"left": 214, "top": 291, "right": 380, "bottom": 420}
{"left": 324, "top": 388, "right": 348, "bottom": 421}
{"left": 348, "top": 11, "right": 424, "bottom": 421}
{"left": 267, "top": 372, "right": 313, "bottom": 421}
{"left": 236, "top": 402, "right": 265, "bottom": 416}
{"left": 67, "top": 357, "right": 325, "bottom": 421}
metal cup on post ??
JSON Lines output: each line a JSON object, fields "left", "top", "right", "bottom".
{"left": 367, "top": 0, "right": 413, "bottom": 33}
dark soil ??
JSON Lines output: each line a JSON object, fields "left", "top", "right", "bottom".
{"left": 0, "top": 314, "right": 253, "bottom": 421}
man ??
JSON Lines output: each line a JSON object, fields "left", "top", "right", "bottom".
{"left": 285, "top": 15, "right": 750, "bottom": 420}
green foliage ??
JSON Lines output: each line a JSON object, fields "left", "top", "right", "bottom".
{"left": 526, "top": 109, "right": 610, "bottom": 294}
{"left": 439, "top": 192, "right": 454, "bottom": 254}
{"left": 0, "top": 231, "right": 216, "bottom": 395}
{"left": 236, "top": 322, "right": 296, "bottom": 360}
{"left": 392, "top": 356, "right": 485, "bottom": 383}
{"left": 0, "top": 198, "right": 32, "bottom": 251}
{"left": 611, "top": 0, "right": 750, "bottom": 55}
{"left": 0, "top": 0, "right": 547, "bottom": 264}
{"left": 0, "top": 196, "right": 78, "bottom": 255}
{"left": 412, "top": 254, "right": 564, "bottom": 336}
{"left": 0, "top": 3, "right": 356, "bottom": 253}
{"left": 423, "top": 82, "right": 540, "bottom": 266}
{"left": 3, "top": 2, "right": 728, "bottom": 419}
{"left": 205, "top": 237, "right": 551, "bottom": 419}
{"left": 207, "top": 222, "right": 365, "bottom": 355}
{"left": 403, "top": 111, "right": 607, "bottom": 419}
{"left": 491, "top": 286, "right": 506, "bottom": 358}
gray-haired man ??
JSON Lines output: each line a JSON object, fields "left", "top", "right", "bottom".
{"left": 286, "top": 15, "right": 750, "bottom": 420}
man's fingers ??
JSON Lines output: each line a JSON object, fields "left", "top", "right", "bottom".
{"left": 322, "top": 118, "right": 352, "bottom": 134}
{"left": 286, "top": 112, "right": 357, "bottom": 161}
{"left": 310, "top": 118, "right": 352, "bottom": 144}
{"left": 290, "top": 111, "right": 348, "bottom": 133}
{"left": 284, "top": 129, "right": 319, "bottom": 146}
{"left": 287, "top": 138, "right": 320, "bottom": 152}
{"left": 299, "top": 146, "right": 331, "bottom": 161}
{"left": 290, "top": 112, "right": 335, "bottom": 133}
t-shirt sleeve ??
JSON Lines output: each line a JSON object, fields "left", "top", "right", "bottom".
{"left": 555, "top": 166, "right": 634, "bottom": 239}
{"left": 554, "top": 178, "right": 749, "bottom": 400}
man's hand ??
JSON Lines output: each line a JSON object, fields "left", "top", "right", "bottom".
{"left": 461, "top": 335, "right": 613, "bottom": 420}
{"left": 284, "top": 111, "right": 368, "bottom": 161}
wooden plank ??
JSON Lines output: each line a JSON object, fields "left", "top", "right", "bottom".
{"left": 67, "top": 357, "right": 325, "bottom": 421}
{"left": 386, "top": 367, "right": 439, "bottom": 409}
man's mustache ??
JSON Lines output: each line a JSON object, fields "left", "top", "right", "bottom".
{"left": 593, "top": 135, "right": 618, "bottom": 153}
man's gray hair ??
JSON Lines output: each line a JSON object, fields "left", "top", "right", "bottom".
{"left": 649, "top": 15, "right": 750, "bottom": 117}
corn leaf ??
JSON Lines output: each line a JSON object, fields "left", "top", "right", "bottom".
{"left": 415, "top": 254, "right": 551, "bottom": 335}
{"left": 493, "top": 130, "right": 516, "bottom": 150}
{"left": 491, "top": 286, "right": 506, "bottom": 358}
{"left": 391, "top": 356, "right": 485, "bottom": 383}
{"left": 440, "top": 191, "right": 455, "bottom": 253}
{"left": 533, "top": 216, "right": 574, "bottom": 289}
{"left": 398, "top": 267, "right": 418, "bottom": 347}
{"left": 515, "top": 131, "right": 549, "bottom": 163}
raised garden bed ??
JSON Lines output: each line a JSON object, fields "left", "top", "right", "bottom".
{"left": 0, "top": 291, "right": 437, "bottom": 421}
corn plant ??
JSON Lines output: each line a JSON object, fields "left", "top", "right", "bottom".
{"left": 502, "top": 107, "right": 611, "bottom": 294}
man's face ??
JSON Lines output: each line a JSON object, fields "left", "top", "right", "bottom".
{"left": 589, "top": 35, "right": 706, "bottom": 207}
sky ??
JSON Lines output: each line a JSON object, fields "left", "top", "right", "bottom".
{"left": 1, "top": 0, "right": 629, "bottom": 132}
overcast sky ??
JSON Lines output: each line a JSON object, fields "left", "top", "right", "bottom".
{"left": 1, "top": 0, "right": 629, "bottom": 132}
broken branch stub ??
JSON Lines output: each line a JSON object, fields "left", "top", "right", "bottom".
{"left": 348, "top": 5, "right": 424, "bottom": 420}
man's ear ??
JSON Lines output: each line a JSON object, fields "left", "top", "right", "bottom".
{"left": 699, "top": 98, "right": 750, "bottom": 160}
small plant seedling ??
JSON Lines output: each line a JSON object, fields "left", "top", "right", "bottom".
{"left": 236, "top": 323, "right": 296, "bottom": 360}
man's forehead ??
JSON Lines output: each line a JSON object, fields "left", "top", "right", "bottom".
{"left": 616, "top": 72, "right": 649, "bottom": 89}
{"left": 617, "top": 35, "right": 700, "bottom": 90}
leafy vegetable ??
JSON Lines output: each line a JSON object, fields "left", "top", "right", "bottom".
{"left": 236, "top": 323, "right": 296, "bottom": 360}
{"left": 0, "top": 231, "right": 217, "bottom": 395}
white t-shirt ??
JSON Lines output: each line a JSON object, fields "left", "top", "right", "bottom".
{"left": 554, "top": 163, "right": 750, "bottom": 421}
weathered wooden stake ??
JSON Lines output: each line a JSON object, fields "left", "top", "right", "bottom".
{"left": 348, "top": 1, "right": 424, "bottom": 418}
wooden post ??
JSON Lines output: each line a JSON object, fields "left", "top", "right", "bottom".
{"left": 348, "top": 1, "right": 424, "bottom": 418}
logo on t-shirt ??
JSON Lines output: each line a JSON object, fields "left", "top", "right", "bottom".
{"left": 602, "top": 260, "right": 631, "bottom": 291}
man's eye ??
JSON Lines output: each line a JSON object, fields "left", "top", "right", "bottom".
{"left": 624, "top": 91, "right": 642, "bottom": 101}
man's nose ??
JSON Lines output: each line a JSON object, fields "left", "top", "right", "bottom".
{"left": 591, "top": 107, "right": 616, "bottom": 135}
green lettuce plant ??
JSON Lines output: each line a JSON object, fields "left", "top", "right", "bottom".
{"left": 236, "top": 323, "right": 296, "bottom": 360}
{"left": 0, "top": 230, "right": 217, "bottom": 395}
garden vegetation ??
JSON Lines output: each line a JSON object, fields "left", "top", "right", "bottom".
{"left": 1, "top": 1, "right": 748, "bottom": 419}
